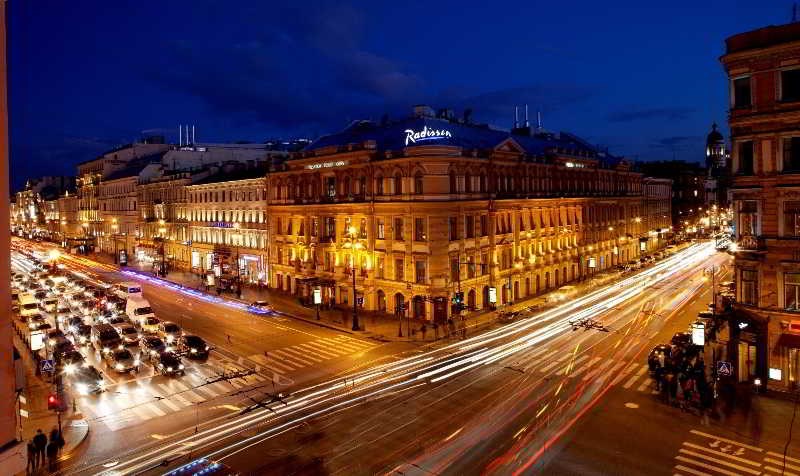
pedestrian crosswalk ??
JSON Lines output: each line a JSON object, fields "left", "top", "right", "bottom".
{"left": 248, "top": 335, "right": 376, "bottom": 375}
{"left": 671, "top": 429, "right": 788, "bottom": 476}
{"left": 528, "top": 353, "right": 659, "bottom": 394}
{"left": 82, "top": 360, "right": 267, "bottom": 432}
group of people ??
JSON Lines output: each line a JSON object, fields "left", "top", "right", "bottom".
{"left": 652, "top": 345, "right": 713, "bottom": 413}
{"left": 26, "top": 427, "right": 64, "bottom": 473}
{"left": 413, "top": 317, "right": 467, "bottom": 341}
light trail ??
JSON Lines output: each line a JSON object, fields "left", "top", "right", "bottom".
{"left": 54, "top": 241, "right": 716, "bottom": 475}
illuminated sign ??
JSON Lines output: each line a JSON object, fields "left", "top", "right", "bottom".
{"left": 488, "top": 287, "right": 497, "bottom": 304}
{"left": 588, "top": 257, "right": 596, "bottom": 268}
{"left": 313, "top": 288, "right": 322, "bottom": 305}
{"left": 692, "top": 322, "right": 705, "bottom": 346}
{"left": 305, "top": 161, "right": 348, "bottom": 170}
{"left": 211, "top": 222, "right": 234, "bottom": 228}
{"left": 770, "top": 368, "right": 783, "bottom": 380}
{"left": 404, "top": 126, "right": 452, "bottom": 146}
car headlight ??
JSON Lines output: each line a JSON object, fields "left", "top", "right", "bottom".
{"left": 166, "top": 335, "right": 175, "bottom": 343}
{"left": 118, "top": 344, "right": 124, "bottom": 350}
{"left": 134, "top": 359, "right": 140, "bottom": 366}
{"left": 190, "top": 348, "right": 197, "bottom": 353}
{"left": 75, "top": 383, "right": 88, "bottom": 395}
{"left": 48, "top": 339, "right": 55, "bottom": 346}
{"left": 64, "top": 363, "right": 75, "bottom": 375}
{"left": 204, "top": 346, "right": 209, "bottom": 351}
{"left": 115, "top": 363, "right": 124, "bottom": 370}
{"left": 178, "top": 364, "right": 184, "bottom": 370}
{"left": 102, "top": 347, "right": 110, "bottom": 353}
{"left": 28, "top": 323, "right": 36, "bottom": 329}
{"left": 167, "top": 366, "right": 173, "bottom": 372}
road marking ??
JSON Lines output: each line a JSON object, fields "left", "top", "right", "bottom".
{"left": 556, "top": 355, "right": 589, "bottom": 376}
{"left": 159, "top": 398, "right": 182, "bottom": 412}
{"left": 297, "top": 343, "right": 339, "bottom": 359}
{"left": 598, "top": 360, "right": 627, "bottom": 383}
{"left": 674, "top": 456, "right": 743, "bottom": 476}
{"left": 250, "top": 354, "right": 294, "bottom": 373}
{"left": 612, "top": 362, "right": 639, "bottom": 385}
{"left": 764, "top": 466, "right": 799, "bottom": 476}
{"left": 539, "top": 354, "right": 569, "bottom": 373}
{"left": 623, "top": 365, "right": 648, "bottom": 389}
{"left": 766, "top": 451, "right": 800, "bottom": 465}
{"left": 637, "top": 377, "right": 654, "bottom": 392}
{"left": 147, "top": 403, "right": 167, "bottom": 417}
{"left": 192, "top": 385, "right": 219, "bottom": 399}
{"left": 321, "top": 338, "right": 365, "bottom": 351}
{"left": 303, "top": 341, "right": 346, "bottom": 357}
{"left": 582, "top": 358, "right": 614, "bottom": 381}
{"left": 689, "top": 430, "right": 764, "bottom": 452}
{"left": 272, "top": 349, "right": 314, "bottom": 366}
{"left": 334, "top": 335, "right": 374, "bottom": 347}
{"left": 131, "top": 405, "right": 155, "bottom": 421}
{"left": 677, "top": 449, "right": 761, "bottom": 475}
{"left": 683, "top": 442, "right": 761, "bottom": 466}
{"left": 764, "top": 458, "right": 800, "bottom": 472}
{"left": 571, "top": 356, "right": 601, "bottom": 378}
{"left": 674, "top": 464, "right": 712, "bottom": 476}
{"left": 280, "top": 346, "right": 323, "bottom": 362}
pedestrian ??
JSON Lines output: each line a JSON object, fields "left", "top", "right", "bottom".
{"left": 26, "top": 439, "right": 37, "bottom": 472}
{"left": 49, "top": 427, "right": 64, "bottom": 451}
{"left": 46, "top": 439, "right": 59, "bottom": 472}
{"left": 226, "top": 334, "right": 232, "bottom": 344}
{"left": 33, "top": 429, "right": 47, "bottom": 468}
{"left": 420, "top": 324, "right": 427, "bottom": 341}
{"left": 432, "top": 322, "right": 439, "bottom": 340}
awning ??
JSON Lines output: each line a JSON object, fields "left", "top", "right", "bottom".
{"left": 777, "top": 333, "right": 800, "bottom": 349}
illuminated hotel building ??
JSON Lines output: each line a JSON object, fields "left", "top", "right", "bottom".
{"left": 722, "top": 22, "right": 800, "bottom": 391}
{"left": 186, "top": 165, "right": 269, "bottom": 283}
{"left": 266, "top": 106, "right": 663, "bottom": 323}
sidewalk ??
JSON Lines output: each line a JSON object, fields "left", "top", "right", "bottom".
{"left": 11, "top": 326, "right": 88, "bottom": 475}
{"left": 83, "top": 249, "right": 631, "bottom": 343}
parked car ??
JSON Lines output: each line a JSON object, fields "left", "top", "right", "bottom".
{"left": 179, "top": 335, "right": 209, "bottom": 359}
{"left": 154, "top": 352, "right": 184, "bottom": 376}
{"left": 647, "top": 344, "right": 673, "bottom": 372}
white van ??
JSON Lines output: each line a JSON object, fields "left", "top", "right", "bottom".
{"left": 126, "top": 297, "right": 156, "bottom": 326}
{"left": 19, "top": 293, "right": 39, "bottom": 319}
{"left": 114, "top": 282, "right": 143, "bottom": 300}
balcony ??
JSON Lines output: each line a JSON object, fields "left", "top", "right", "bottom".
{"left": 735, "top": 235, "right": 767, "bottom": 253}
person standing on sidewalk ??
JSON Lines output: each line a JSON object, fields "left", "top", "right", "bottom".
{"left": 420, "top": 324, "right": 427, "bottom": 341}
{"left": 26, "top": 439, "right": 37, "bottom": 472}
{"left": 46, "top": 438, "right": 59, "bottom": 472}
{"left": 33, "top": 429, "right": 47, "bottom": 468}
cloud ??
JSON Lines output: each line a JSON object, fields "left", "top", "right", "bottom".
{"left": 649, "top": 135, "right": 702, "bottom": 150}
{"left": 607, "top": 107, "right": 694, "bottom": 123}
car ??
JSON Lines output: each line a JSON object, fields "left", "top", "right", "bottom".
{"left": 247, "top": 300, "right": 273, "bottom": 314}
{"left": 72, "top": 365, "right": 104, "bottom": 395}
{"left": 105, "top": 296, "right": 126, "bottom": 313}
{"left": 103, "top": 348, "right": 139, "bottom": 373}
{"left": 41, "top": 297, "right": 58, "bottom": 313}
{"left": 154, "top": 352, "right": 184, "bottom": 376}
{"left": 106, "top": 315, "right": 128, "bottom": 326}
{"left": 34, "top": 290, "right": 48, "bottom": 300}
{"left": 140, "top": 316, "right": 161, "bottom": 335}
{"left": 90, "top": 324, "right": 123, "bottom": 354}
{"left": 70, "top": 324, "right": 92, "bottom": 346}
{"left": 56, "top": 304, "right": 71, "bottom": 315}
{"left": 27, "top": 314, "right": 48, "bottom": 330}
{"left": 115, "top": 324, "right": 140, "bottom": 346}
{"left": 48, "top": 338, "right": 75, "bottom": 360}
{"left": 139, "top": 336, "right": 166, "bottom": 362}
{"left": 64, "top": 316, "right": 84, "bottom": 332}
{"left": 179, "top": 335, "right": 210, "bottom": 359}
{"left": 62, "top": 350, "right": 87, "bottom": 375}
{"left": 157, "top": 321, "right": 182, "bottom": 346}
{"left": 670, "top": 331, "right": 693, "bottom": 348}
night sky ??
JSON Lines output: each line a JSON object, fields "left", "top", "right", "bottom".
{"left": 9, "top": 1, "right": 792, "bottom": 191}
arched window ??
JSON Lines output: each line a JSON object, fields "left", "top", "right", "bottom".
{"left": 480, "top": 173, "right": 487, "bottom": 193}
{"left": 464, "top": 173, "right": 472, "bottom": 193}
{"left": 414, "top": 172, "right": 423, "bottom": 195}
{"left": 394, "top": 173, "right": 402, "bottom": 195}
{"left": 376, "top": 175, "right": 384, "bottom": 195}
{"left": 450, "top": 171, "right": 457, "bottom": 193}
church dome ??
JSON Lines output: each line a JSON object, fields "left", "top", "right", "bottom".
{"left": 707, "top": 123, "right": 724, "bottom": 145}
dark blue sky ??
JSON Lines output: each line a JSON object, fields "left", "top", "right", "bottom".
{"left": 9, "top": 0, "right": 792, "bottom": 190}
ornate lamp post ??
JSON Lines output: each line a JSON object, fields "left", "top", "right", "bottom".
{"left": 343, "top": 226, "right": 365, "bottom": 331}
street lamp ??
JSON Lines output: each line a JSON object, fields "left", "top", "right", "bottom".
{"left": 343, "top": 226, "right": 364, "bottom": 331}
{"left": 232, "top": 222, "right": 242, "bottom": 298}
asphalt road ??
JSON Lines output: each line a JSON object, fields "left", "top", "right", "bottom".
{"left": 58, "top": 241, "right": 724, "bottom": 475}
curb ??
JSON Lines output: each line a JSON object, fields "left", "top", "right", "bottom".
{"left": 60, "top": 418, "right": 89, "bottom": 459}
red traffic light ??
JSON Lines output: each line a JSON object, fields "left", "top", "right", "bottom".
{"left": 47, "top": 394, "right": 59, "bottom": 411}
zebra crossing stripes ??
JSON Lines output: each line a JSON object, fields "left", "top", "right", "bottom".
{"left": 556, "top": 355, "right": 589, "bottom": 376}
{"left": 248, "top": 336, "right": 377, "bottom": 374}
{"left": 539, "top": 354, "right": 570, "bottom": 373}
{"left": 623, "top": 364, "right": 648, "bottom": 389}
{"left": 672, "top": 429, "right": 771, "bottom": 476}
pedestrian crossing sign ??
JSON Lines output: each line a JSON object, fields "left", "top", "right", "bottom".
{"left": 40, "top": 360, "right": 54, "bottom": 373}
{"left": 716, "top": 361, "right": 732, "bottom": 377}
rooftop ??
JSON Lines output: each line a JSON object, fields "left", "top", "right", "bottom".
{"left": 725, "top": 22, "right": 800, "bottom": 55}
{"left": 190, "top": 165, "right": 268, "bottom": 186}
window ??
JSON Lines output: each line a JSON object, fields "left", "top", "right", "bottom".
{"left": 786, "top": 273, "right": 800, "bottom": 311}
{"left": 414, "top": 172, "right": 423, "bottom": 195}
{"left": 394, "top": 258, "right": 404, "bottom": 281}
{"left": 741, "top": 269, "right": 758, "bottom": 306}
{"left": 450, "top": 257, "right": 460, "bottom": 282}
{"left": 376, "top": 256, "right": 384, "bottom": 279}
{"left": 449, "top": 216, "right": 459, "bottom": 241}
{"left": 415, "top": 260, "right": 426, "bottom": 284}
{"left": 782, "top": 69, "right": 800, "bottom": 103}
{"left": 480, "top": 252, "right": 489, "bottom": 275}
{"left": 311, "top": 218, "right": 319, "bottom": 237}
{"left": 739, "top": 200, "right": 758, "bottom": 236}
{"left": 733, "top": 77, "right": 751, "bottom": 108}
{"left": 394, "top": 173, "right": 402, "bottom": 195}
{"left": 376, "top": 176, "right": 384, "bottom": 195}
{"left": 324, "top": 252, "right": 334, "bottom": 272}
{"left": 326, "top": 177, "right": 336, "bottom": 197}
{"left": 480, "top": 215, "right": 488, "bottom": 236}
{"left": 738, "top": 141, "right": 754, "bottom": 175}
{"left": 414, "top": 218, "right": 426, "bottom": 241}
{"left": 286, "top": 219, "right": 293, "bottom": 235}
{"left": 466, "top": 216, "right": 475, "bottom": 238}
{"left": 324, "top": 217, "right": 336, "bottom": 241}
{"left": 393, "top": 217, "right": 404, "bottom": 240}
{"left": 377, "top": 218, "right": 385, "bottom": 239}
{"left": 359, "top": 218, "right": 367, "bottom": 239}
{"left": 784, "top": 137, "right": 800, "bottom": 172}
{"left": 449, "top": 171, "right": 457, "bottom": 193}
{"left": 785, "top": 201, "right": 800, "bottom": 237}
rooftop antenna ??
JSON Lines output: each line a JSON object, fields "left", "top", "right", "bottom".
{"left": 192, "top": 125, "right": 196, "bottom": 144}
{"left": 524, "top": 104, "right": 529, "bottom": 127}
{"left": 537, "top": 110, "right": 543, "bottom": 129}
{"left": 178, "top": 125, "right": 182, "bottom": 147}
{"left": 514, "top": 106, "right": 519, "bottom": 128}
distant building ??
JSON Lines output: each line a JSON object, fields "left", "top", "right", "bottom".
{"left": 722, "top": 21, "right": 800, "bottom": 392}
{"left": 705, "top": 123, "right": 731, "bottom": 210}
{"left": 638, "top": 160, "right": 707, "bottom": 231}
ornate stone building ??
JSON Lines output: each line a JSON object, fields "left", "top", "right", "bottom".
{"left": 265, "top": 108, "right": 663, "bottom": 323}
{"left": 722, "top": 22, "right": 800, "bottom": 391}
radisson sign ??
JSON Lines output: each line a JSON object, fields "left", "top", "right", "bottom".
{"left": 404, "top": 126, "right": 452, "bottom": 146}
{"left": 305, "top": 160, "right": 348, "bottom": 170}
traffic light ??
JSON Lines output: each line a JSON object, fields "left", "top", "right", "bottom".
{"left": 47, "top": 394, "right": 59, "bottom": 411}
{"left": 452, "top": 292, "right": 464, "bottom": 305}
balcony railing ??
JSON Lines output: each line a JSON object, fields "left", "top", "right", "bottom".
{"left": 736, "top": 235, "right": 767, "bottom": 252}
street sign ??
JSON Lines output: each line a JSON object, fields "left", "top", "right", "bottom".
{"left": 717, "top": 361, "right": 732, "bottom": 377}
{"left": 488, "top": 286, "right": 497, "bottom": 304}
{"left": 692, "top": 322, "right": 705, "bottom": 346}
{"left": 40, "top": 360, "right": 54, "bottom": 373}
{"left": 313, "top": 288, "right": 322, "bottom": 305}
{"left": 356, "top": 297, "right": 364, "bottom": 306}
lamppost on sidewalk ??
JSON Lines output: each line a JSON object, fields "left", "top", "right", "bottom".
{"left": 343, "top": 226, "right": 365, "bottom": 331}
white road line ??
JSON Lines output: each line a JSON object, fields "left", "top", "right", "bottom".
{"left": 571, "top": 356, "right": 601, "bottom": 378}
{"left": 208, "top": 381, "right": 232, "bottom": 395}
{"left": 683, "top": 442, "right": 761, "bottom": 467}
{"left": 556, "top": 355, "right": 589, "bottom": 376}
{"left": 172, "top": 392, "right": 193, "bottom": 407}
{"left": 272, "top": 349, "right": 315, "bottom": 366}
{"left": 689, "top": 430, "right": 764, "bottom": 452}
{"left": 131, "top": 405, "right": 155, "bottom": 421}
{"left": 766, "top": 451, "right": 800, "bottom": 465}
{"left": 159, "top": 398, "right": 182, "bottom": 412}
{"left": 192, "top": 385, "right": 219, "bottom": 400}
{"left": 262, "top": 358, "right": 292, "bottom": 373}
{"left": 598, "top": 360, "right": 627, "bottom": 383}
{"left": 674, "top": 456, "right": 741, "bottom": 476}
{"left": 334, "top": 336, "right": 373, "bottom": 348}
{"left": 155, "top": 383, "right": 174, "bottom": 397}
{"left": 583, "top": 358, "right": 615, "bottom": 382}
{"left": 147, "top": 403, "right": 167, "bottom": 417}
{"left": 612, "top": 363, "right": 639, "bottom": 385}
{"left": 678, "top": 449, "right": 761, "bottom": 475}
{"left": 538, "top": 354, "right": 570, "bottom": 373}
{"left": 764, "top": 465, "right": 799, "bottom": 476}
{"left": 297, "top": 343, "right": 338, "bottom": 359}
{"left": 280, "top": 347, "right": 323, "bottom": 362}
{"left": 303, "top": 341, "right": 346, "bottom": 357}
{"left": 764, "top": 458, "right": 800, "bottom": 472}
{"left": 637, "top": 377, "right": 654, "bottom": 392}
{"left": 623, "top": 365, "right": 648, "bottom": 389}
{"left": 673, "top": 464, "right": 712, "bottom": 476}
